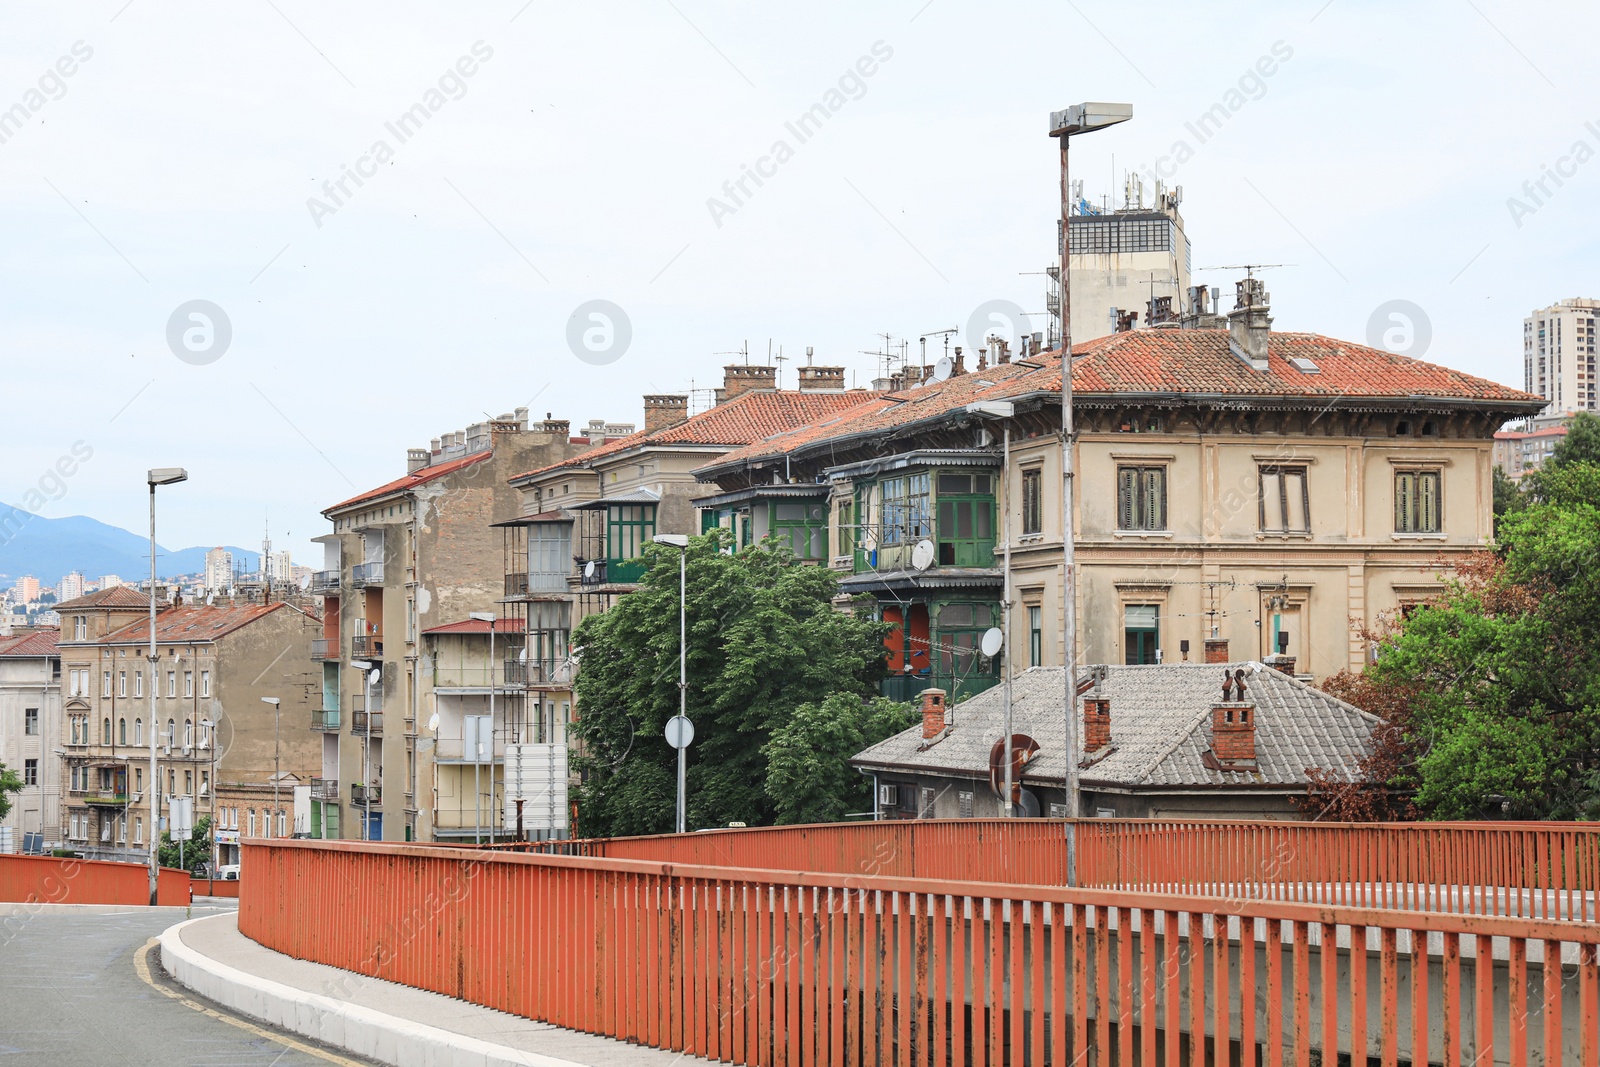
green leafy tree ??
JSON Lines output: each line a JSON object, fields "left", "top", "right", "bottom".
{"left": 763, "top": 693, "right": 917, "bottom": 824}
{"left": 1550, "top": 411, "right": 1600, "bottom": 468}
{"left": 0, "top": 761, "right": 21, "bottom": 821}
{"left": 1492, "top": 464, "right": 1522, "bottom": 527}
{"left": 571, "top": 533, "right": 889, "bottom": 837}
{"left": 158, "top": 813, "right": 212, "bottom": 874}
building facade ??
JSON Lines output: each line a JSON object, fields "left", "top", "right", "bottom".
{"left": 0, "top": 630, "right": 61, "bottom": 849}
{"left": 1067, "top": 180, "right": 1193, "bottom": 342}
{"left": 1524, "top": 297, "right": 1599, "bottom": 416}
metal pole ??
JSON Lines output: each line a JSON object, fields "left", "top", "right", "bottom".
{"left": 676, "top": 547, "right": 686, "bottom": 834}
{"left": 363, "top": 671, "right": 371, "bottom": 841}
{"left": 273, "top": 703, "right": 280, "bottom": 834}
{"left": 147, "top": 484, "right": 160, "bottom": 904}
{"left": 1060, "top": 131, "right": 1081, "bottom": 885}
{"left": 1001, "top": 421, "right": 1014, "bottom": 817}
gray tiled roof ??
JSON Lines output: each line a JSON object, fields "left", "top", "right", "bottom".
{"left": 851, "top": 663, "right": 1381, "bottom": 790}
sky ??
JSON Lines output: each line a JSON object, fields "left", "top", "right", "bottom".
{"left": 3, "top": 0, "right": 1596, "bottom": 567}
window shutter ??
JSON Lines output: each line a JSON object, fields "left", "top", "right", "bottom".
{"left": 1260, "top": 469, "right": 1281, "bottom": 530}
{"left": 1118, "top": 468, "right": 1137, "bottom": 529}
{"left": 1420, "top": 472, "right": 1439, "bottom": 532}
{"left": 1143, "top": 469, "right": 1166, "bottom": 530}
{"left": 1285, "top": 470, "right": 1307, "bottom": 532}
{"left": 1396, "top": 472, "right": 1414, "bottom": 532}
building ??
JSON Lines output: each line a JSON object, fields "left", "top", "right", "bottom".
{"left": 204, "top": 548, "right": 235, "bottom": 592}
{"left": 14, "top": 577, "right": 40, "bottom": 604}
{"left": 307, "top": 409, "right": 601, "bottom": 844}
{"left": 0, "top": 629, "right": 61, "bottom": 850}
{"left": 694, "top": 278, "right": 1544, "bottom": 691}
{"left": 1524, "top": 298, "right": 1599, "bottom": 416}
{"left": 97, "top": 575, "right": 123, "bottom": 591}
{"left": 1493, "top": 418, "right": 1570, "bottom": 480}
{"left": 55, "top": 587, "right": 321, "bottom": 864}
{"left": 1065, "top": 178, "right": 1194, "bottom": 343}
{"left": 57, "top": 572, "right": 86, "bottom": 603}
{"left": 852, "top": 663, "right": 1380, "bottom": 820}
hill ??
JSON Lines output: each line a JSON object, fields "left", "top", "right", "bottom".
{"left": 0, "top": 504, "right": 258, "bottom": 588}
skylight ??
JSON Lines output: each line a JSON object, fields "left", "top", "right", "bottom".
{"left": 1288, "top": 356, "right": 1320, "bottom": 374}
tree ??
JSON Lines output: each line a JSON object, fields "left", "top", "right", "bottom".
{"left": 763, "top": 693, "right": 917, "bottom": 824}
{"left": 1492, "top": 464, "right": 1522, "bottom": 527}
{"left": 571, "top": 533, "right": 890, "bottom": 837}
{"left": 0, "top": 761, "right": 21, "bottom": 822}
{"left": 1549, "top": 411, "right": 1600, "bottom": 469}
{"left": 158, "top": 813, "right": 212, "bottom": 874}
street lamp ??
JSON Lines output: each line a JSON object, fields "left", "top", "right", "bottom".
{"left": 653, "top": 534, "right": 690, "bottom": 833}
{"left": 351, "top": 659, "right": 378, "bottom": 840}
{"left": 261, "top": 697, "right": 280, "bottom": 837}
{"left": 967, "top": 401, "right": 1017, "bottom": 815}
{"left": 1049, "top": 101, "right": 1131, "bottom": 886}
{"left": 468, "top": 611, "right": 497, "bottom": 847}
{"left": 146, "top": 466, "right": 187, "bottom": 905}
{"left": 199, "top": 716, "right": 216, "bottom": 873}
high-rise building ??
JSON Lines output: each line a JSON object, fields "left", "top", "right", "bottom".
{"left": 97, "top": 575, "right": 123, "bottom": 590}
{"left": 268, "top": 550, "right": 294, "bottom": 583}
{"left": 15, "top": 577, "right": 40, "bottom": 603}
{"left": 57, "top": 572, "right": 86, "bottom": 603}
{"left": 1524, "top": 298, "right": 1599, "bottom": 416}
{"left": 204, "top": 547, "right": 234, "bottom": 591}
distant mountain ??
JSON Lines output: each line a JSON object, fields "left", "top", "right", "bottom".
{"left": 0, "top": 504, "right": 258, "bottom": 588}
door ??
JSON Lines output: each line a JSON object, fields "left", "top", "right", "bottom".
{"left": 1124, "top": 604, "right": 1159, "bottom": 665}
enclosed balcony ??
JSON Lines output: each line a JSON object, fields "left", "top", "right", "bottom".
{"left": 310, "top": 777, "right": 339, "bottom": 801}
{"left": 351, "top": 561, "right": 384, "bottom": 587}
{"left": 310, "top": 570, "right": 340, "bottom": 594}
{"left": 351, "top": 708, "right": 383, "bottom": 736}
{"left": 311, "top": 708, "right": 340, "bottom": 731}
{"left": 350, "top": 782, "right": 381, "bottom": 806}
{"left": 504, "top": 572, "right": 529, "bottom": 597}
{"left": 350, "top": 633, "right": 383, "bottom": 658}
{"left": 310, "top": 637, "right": 339, "bottom": 660}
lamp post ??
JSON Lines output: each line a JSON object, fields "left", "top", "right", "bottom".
{"left": 200, "top": 716, "right": 216, "bottom": 871}
{"left": 146, "top": 467, "right": 187, "bottom": 905}
{"left": 468, "top": 611, "right": 497, "bottom": 847}
{"left": 653, "top": 535, "right": 690, "bottom": 833}
{"left": 966, "top": 401, "right": 1016, "bottom": 815}
{"left": 1049, "top": 102, "right": 1131, "bottom": 885}
{"left": 261, "top": 697, "right": 280, "bottom": 836}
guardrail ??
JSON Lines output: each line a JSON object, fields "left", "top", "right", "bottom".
{"left": 2, "top": 854, "right": 190, "bottom": 906}
{"left": 242, "top": 837, "right": 1600, "bottom": 1066}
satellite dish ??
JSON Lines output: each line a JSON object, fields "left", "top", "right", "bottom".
{"left": 368, "top": 668, "right": 381, "bottom": 684}
{"left": 910, "top": 539, "right": 936, "bottom": 572}
{"left": 930, "top": 356, "right": 954, "bottom": 382}
{"left": 427, "top": 712, "right": 440, "bottom": 732}
{"left": 980, "top": 626, "right": 1003, "bottom": 658}
{"left": 519, "top": 648, "right": 528, "bottom": 663}
{"left": 583, "top": 560, "right": 597, "bottom": 580}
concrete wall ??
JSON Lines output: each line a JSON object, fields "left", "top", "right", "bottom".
{"left": 0, "top": 653, "right": 60, "bottom": 846}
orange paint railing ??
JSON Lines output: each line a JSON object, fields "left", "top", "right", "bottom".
{"left": 243, "top": 836, "right": 1600, "bottom": 1065}
{"left": 0, "top": 853, "right": 190, "bottom": 906}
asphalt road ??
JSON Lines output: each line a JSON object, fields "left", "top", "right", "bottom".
{"left": 0, "top": 907, "right": 375, "bottom": 1067}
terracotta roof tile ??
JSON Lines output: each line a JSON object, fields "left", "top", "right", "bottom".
{"left": 325, "top": 450, "right": 493, "bottom": 514}
{"left": 96, "top": 602, "right": 288, "bottom": 645}
{"left": 0, "top": 629, "right": 59, "bottom": 657}
{"left": 53, "top": 586, "right": 151, "bottom": 611}
{"left": 421, "top": 617, "right": 523, "bottom": 636}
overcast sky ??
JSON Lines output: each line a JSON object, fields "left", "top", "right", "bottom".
{"left": 3, "top": 0, "right": 1595, "bottom": 567}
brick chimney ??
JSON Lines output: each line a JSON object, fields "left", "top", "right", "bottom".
{"left": 1227, "top": 276, "right": 1272, "bottom": 370}
{"left": 951, "top": 347, "right": 966, "bottom": 377}
{"left": 643, "top": 394, "right": 689, "bottom": 434}
{"left": 919, "top": 688, "right": 948, "bottom": 739}
{"left": 721, "top": 365, "right": 777, "bottom": 401}
{"left": 1083, "top": 693, "right": 1112, "bottom": 752}
{"left": 797, "top": 365, "right": 846, "bottom": 391}
{"left": 1265, "top": 630, "right": 1296, "bottom": 676}
{"left": 1210, "top": 668, "right": 1257, "bottom": 762}
{"left": 541, "top": 413, "right": 571, "bottom": 438}
{"left": 1203, "top": 637, "right": 1229, "bottom": 664}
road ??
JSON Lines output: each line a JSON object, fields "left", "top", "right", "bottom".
{"left": 0, "top": 906, "right": 376, "bottom": 1067}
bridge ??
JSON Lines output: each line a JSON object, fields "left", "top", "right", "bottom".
{"left": 9, "top": 819, "right": 1587, "bottom": 1065}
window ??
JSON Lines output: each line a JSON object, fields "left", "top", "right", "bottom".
{"left": 134, "top": 671, "right": 143, "bottom": 698}
{"left": 184, "top": 719, "right": 193, "bottom": 747}
{"left": 277, "top": 811, "right": 287, "bottom": 837}
{"left": 935, "top": 472, "right": 995, "bottom": 565}
{"left": 836, "top": 498, "right": 853, "bottom": 558}
{"left": 1260, "top": 466, "right": 1310, "bottom": 534}
{"left": 1395, "top": 470, "right": 1442, "bottom": 533}
{"left": 102, "top": 670, "right": 112, "bottom": 697}
{"left": 134, "top": 816, "right": 143, "bottom": 844}
{"left": 74, "top": 615, "right": 87, "bottom": 640}
{"left": 135, "top": 767, "right": 142, "bottom": 793}
{"left": 604, "top": 504, "right": 657, "bottom": 582}
{"left": 1021, "top": 469, "right": 1043, "bottom": 535}
{"left": 957, "top": 790, "right": 975, "bottom": 818}
{"left": 24, "top": 707, "right": 38, "bottom": 735}
{"left": 118, "top": 671, "right": 127, "bottom": 697}
{"left": 70, "top": 718, "right": 80, "bottom": 745}
{"left": 200, "top": 671, "right": 210, "bottom": 698}
{"left": 880, "top": 473, "right": 931, "bottom": 545}
{"left": 1124, "top": 604, "right": 1160, "bottom": 665}
{"left": 134, "top": 719, "right": 143, "bottom": 746}
{"left": 102, "top": 717, "right": 111, "bottom": 745}
{"left": 918, "top": 786, "right": 936, "bottom": 819}
{"left": 200, "top": 771, "right": 209, "bottom": 796}
{"left": 248, "top": 810, "right": 256, "bottom": 838}
{"left": 1028, "top": 607, "right": 1042, "bottom": 667}
{"left": 118, "top": 718, "right": 127, "bottom": 745}
{"left": 772, "top": 502, "right": 827, "bottom": 560}
{"left": 23, "top": 759, "right": 37, "bottom": 786}
{"left": 168, "top": 769, "right": 176, "bottom": 796}
{"left": 1117, "top": 467, "right": 1167, "bottom": 531}
{"left": 101, "top": 816, "right": 112, "bottom": 842}
{"left": 184, "top": 672, "right": 194, "bottom": 697}
{"left": 1049, "top": 803, "right": 1070, "bottom": 818}
{"left": 167, "top": 719, "right": 176, "bottom": 747}
{"left": 184, "top": 770, "right": 193, "bottom": 795}
{"left": 167, "top": 671, "right": 176, "bottom": 698}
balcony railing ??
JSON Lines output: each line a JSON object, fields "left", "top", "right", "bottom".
{"left": 350, "top": 634, "right": 383, "bottom": 658}
{"left": 576, "top": 558, "right": 607, "bottom": 586}
{"left": 351, "top": 710, "right": 383, "bottom": 735}
{"left": 351, "top": 562, "right": 384, "bottom": 586}
{"left": 309, "top": 777, "right": 339, "bottom": 801}
{"left": 310, "top": 570, "right": 340, "bottom": 594}
{"left": 502, "top": 660, "right": 527, "bottom": 686}
{"left": 527, "top": 659, "right": 573, "bottom": 686}
{"left": 311, "top": 708, "right": 340, "bottom": 731}
{"left": 350, "top": 782, "right": 381, "bottom": 806}
{"left": 432, "top": 664, "right": 531, "bottom": 689}
{"left": 82, "top": 791, "right": 130, "bottom": 806}
{"left": 310, "top": 637, "right": 338, "bottom": 660}
{"left": 504, "top": 572, "right": 529, "bottom": 597}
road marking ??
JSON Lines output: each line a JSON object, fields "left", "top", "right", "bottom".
{"left": 133, "top": 937, "right": 368, "bottom": 1066}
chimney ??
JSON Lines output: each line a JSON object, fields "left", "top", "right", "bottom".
{"left": 642, "top": 394, "right": 689, "bottom": 434}
{"left": 797, "top": 365, "right": 846, "bottom": 391}
{"left": 1210, "top": 668, "right": 1257, "bottom": 762}
{"left": 722, "top": 364, "right": 777, "bottom": 401}
{"left": 1083, "top": 693, "right": 1112, "bottom": 752}
{"left": 951, "top": 347, "right": 966, "bottom": 377}
{"left": 406, "top": 448, "right": 430, "bottom": 473}
{"left": 541, "top": 415, "right": 570, "bottom": 438}
{"left": 514, "top": 406, "right": 530, "bottom": 429}
{"left": 976, "top": 347, "right": 989, "bottom": 372}
{"left": 1203, "top": 637, "right": 1229, "bottom": 664}
{"left": 919, "top": 688, "right": 948, "bottom": 739}
{"left": 1265, "top": 630, "right": 1296, "bottom": 676}
{"left": 1228, "top": 276, "right": 1272, "bottom": 370}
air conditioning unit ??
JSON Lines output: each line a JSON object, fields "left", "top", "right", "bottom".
{"left": 878, "top": 784, "right": 900, "bottom": 807}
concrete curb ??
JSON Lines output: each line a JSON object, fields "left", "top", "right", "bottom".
{"left": 159, "top": 914, "right": 583, "bottom": 1067}
{"left": 0, "top": 902, "right": 198, "bottom": 916}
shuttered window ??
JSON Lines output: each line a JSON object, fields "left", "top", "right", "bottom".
{"left": 1394, "top": 470, "right": 1442, "bottom": 533}
{"left": 1259, "top": 466, "right": 1310, "bottom": 534}
{"left": 1116, "top": 466, "right": 1167, "bottom": 531}
{"left": 1021, "top": 469, "right": 1043, "bottom": 534}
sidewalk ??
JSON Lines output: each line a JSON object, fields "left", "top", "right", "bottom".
{"left": 161, "top": 912, "right": 712, "bottom": 1067}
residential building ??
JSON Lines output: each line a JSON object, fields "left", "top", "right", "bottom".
{"left": 308, "top": 409, "right": 600, "bottom": 844}
{"left": 98, "top": 575, "right": 123, "bottom": 590}
{"left": 55, "top": 588, "right": 320, "bottom": 864}
{"left": 1066, "top": 179, "right": 1194, "bottom": 343}
{"left": 57, "top": 572, "right": 86, "bottom": 603}
{"left": 852, "top": 663, "right": 1379, "bottom": 820}
{"left": 1524, "top": 297, "right": 1599, "bottom": 416}
{"left": 695, "top": 278, "right": 1544, "bottom": 691}
{"left": 204, "top": 548, "right": 234, "bottom": 591}
{"left": 1494, "top": 419, "right": 1570, "bottom": 480}
{"left": 14, "top": 577, "right": 40, "bottom": 603}
{"left": 0, "top": 629, "right": 61, "bottom": 849}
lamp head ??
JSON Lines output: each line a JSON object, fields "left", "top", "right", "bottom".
{"left": 260, "top": 697, "right": 280, "bottom": 707}
{"left": 1048, "top": 101, "right": 1133, "bottom": 138}
{"left": 653, "top": 534, "right": 689, "bottom": 549}
{"left": 147, "top": 467, "right": 189, "bottom": 486}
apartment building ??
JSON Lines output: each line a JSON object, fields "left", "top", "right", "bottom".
{"left": 1525, "top": 297, "right": 1599, "bottom": 416}
{"left": 695, "top": 279, "right": 1544, "bottom": 692}
{"left": 308, "top": 409, "right": 601, "bottom": 843}
{"left": 1493, "top": 413, "right": 1570, "bottom": 480}
{"left": 0, "top": 629, "right": 61, "bottom": 849}
{"left": 55, "top": 588, "right": 320, "bottom": 863}
{"left": 1067, "top": 179, "right": 1193, "bottom": 342}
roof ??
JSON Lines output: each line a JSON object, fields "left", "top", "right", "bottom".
{"left": 700, "top": 330, "right": 1543, "bottom": 476}
{"left": 489, "top": 510, "right": 574, "bottom": 527}
{"left": 420, "top": 617, "right": 523, "bottom": 636}
{"left": 53, "top": 586, "right": 150, "bottom": 611}
{"left": 324, "top": 450, "right": 493, "bottom": 514}
{"left": 0, "top": 630, "right": 60, "bottom": 657}
{"left": 567, "top": 488, "right": 662, "bottom": 511}
{"left": 1496, "top": 425, "right": 1568, "bottom": 440}
{"left": 851, "top": 663, "right": 1381, "bottom": 791}
{"left": 511, "top": 389, "right": 880, "bottom": 483}
{"left": 95, "top": 603, "right": 289, "bottom": 646}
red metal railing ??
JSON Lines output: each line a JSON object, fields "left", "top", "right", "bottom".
{"left": 244, "top": 837, "right": 1600, "bottom": 1066}
{"left": 0, "top": 854, "right": 190, "bottom": 906}
{"left": 478, "top": 818, "right": 1600, "bottom": 919}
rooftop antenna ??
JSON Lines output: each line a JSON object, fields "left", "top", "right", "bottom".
{"left": 1196, "top": 264, "right": 1290, "bottom": 280}
{"left": 774, "top": 345, "right": 789, "bottom": 389}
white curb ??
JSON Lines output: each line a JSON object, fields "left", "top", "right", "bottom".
{"left": 159, "top": 914, "right": 584, "bottom": 1067}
